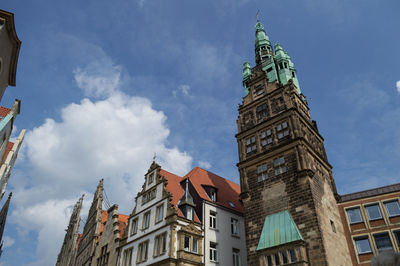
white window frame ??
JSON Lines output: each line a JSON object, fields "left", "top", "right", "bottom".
{"left": 156, "top": 204, "right": 164, "bottom": 223}
{"left": 210, "top": 211, "right": 217, "bottom": 229}
{"left": 210, "top": 242, "right": 218, "bottom": 262}
{"left": 233, "top": 249, "right": 240, "bottom": 266}
{"left": 231, "top": 218, "right": 239, "bottom": 236}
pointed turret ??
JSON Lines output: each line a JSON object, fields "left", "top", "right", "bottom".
{"left": 0, "top": 192, "right": 11, "bottom": 257}
{"left": 274, "top": 42, "right": 301, "bottom": 93}
{"left": 254, "top": 20, "right": 272, "bottom": 64}
{"left": 178, "top": 178, "right": 196, "bottom": 220}
{"left": 243, "top": 61, "right": 252, "bottom": 96}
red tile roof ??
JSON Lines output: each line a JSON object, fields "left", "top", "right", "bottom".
{"left": 118, "top": 214, "right": 129, "bottom": 237}
{"left": 160, "top": 167, "right": 242, "bottom": 223}
{"left": 0, "top": 107, "right": 10, "bottom": 118}
{"left": 1, "top": 142, "right": 14, "bottom": 164}
{"left": 184, "top": 167, "right": 243, "bottom": 213}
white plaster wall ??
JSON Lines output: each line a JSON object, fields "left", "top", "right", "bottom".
{"left": 203, "top": 202, "right": 247, "bottom": 266}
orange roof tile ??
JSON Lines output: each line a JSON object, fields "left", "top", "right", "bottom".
{"left": 0, "top": 107, "right": 10, "bottom": 118}
{"left": 184, "top": 167, "right": 243, "bottom": 213}
{"left": 118, "top": 214, "right": 129, "bottom": 236}
{"left": 1, "top": 142, "right": 14, "bottom": 164}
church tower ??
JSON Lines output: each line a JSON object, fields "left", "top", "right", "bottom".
{"left": 236, "top": 21, "right": 351, "bottom": 265}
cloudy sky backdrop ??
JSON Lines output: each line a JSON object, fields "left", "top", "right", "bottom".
{"left": 1, "top": 0, "right": 400, "bottom": 265}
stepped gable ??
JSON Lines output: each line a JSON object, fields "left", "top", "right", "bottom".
{"left": 184, "top": 167, "right": 243, "bottom": 213}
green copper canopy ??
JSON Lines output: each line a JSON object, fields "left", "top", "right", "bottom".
{"left": 256, "top": 210, "right": 303, "bottom": 251}
{"left": 255, "top": 21, "right": 270, "bottom": 48}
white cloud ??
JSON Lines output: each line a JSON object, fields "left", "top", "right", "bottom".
{"left": 10, "top": 53, "right": 192, "bottom": 265}
{"left": 198, "top": 160, "right": 211, "bottom": 169}
{"left": 396, "top": 80, "right": 400, "bottom": 93}
{"left": 2, "top": 236, "right": 15, "bottom": 249}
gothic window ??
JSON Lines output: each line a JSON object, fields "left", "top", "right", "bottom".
{"left": 137, "top": 241, "right": 149, "bottom": 263}
{"left": 279, "top": 62, "right": 283, "bottom": 69}
{"left": 231, "top": 218, "right": 239, "bottom": 236}
{"left": 346, "top": 207, "right": 363, "bottom": 224}
{"left": 156, "top": 204, "right": 164, "bottom": 223}
{"left": 260, "top": 129, "right": 273, "bottom": 146}
{"left": 246, "top": 136, "right": 257, "bottom": 154}
{"left": 143, "top": 211, "right": 151, "bottom": 229}
{"left": 365, "top": 203, "right": 382, "bottom": 220}
{"left": 256, "top": 103, "right": 269, "bottom": 120}
{"left": 257, "top": 163, "right": 268, "bottom": 182}
{"left": 274, "top": 157, "right": 287, "bottom": 175}
{"left": 154, "top": 232, "right": 167, "bottom": 257}
{"left": 384, "top": 200, "right": 400, "bottom": 217}
{"left": 284, "top": 62, "right": 288, "bottom": 68}
{"left": 232, "top": 248, "right": 240, "bottom": 266}
{"left": 210, "top": 211, "right": 217, "bottom": 229}
{"left": 130, "top": 218, "right": 138, "bottom": 235}
{"left": 276, "top": 121, "right": 289, "bottom": 139}
{"left": 210, "top": 242, "right": 218, "bottom": 262}
{"left": 374, "top": 232, "right": 393, "bottom": 252}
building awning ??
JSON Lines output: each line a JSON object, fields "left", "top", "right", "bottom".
{"left": 257, "top": 210, "right": 303, "bottom": 251}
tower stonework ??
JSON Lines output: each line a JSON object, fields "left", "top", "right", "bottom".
{"left": 236, "top": 21, "right": 352, "bottom": 266}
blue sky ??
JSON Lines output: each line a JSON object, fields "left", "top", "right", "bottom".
{"left": 1, "top": 0, "right": 400, "bottom": 265}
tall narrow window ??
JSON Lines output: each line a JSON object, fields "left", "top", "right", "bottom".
{"left": 232, "top": 248, "right": 240, "bottom": 266}
{"left": 210, "top": 242, "right": 218, "bottom": 262}
{"left": 156, "top": 204, "right": 164, "bottom": 223}
{"left": 210, "top": 211, "right": 217, "bottom": 229}
{"left": 281, "top": 251, "right": 288, "bottom": 264}
{"left": 192, "top": 238, "right": 198, "bottom": 253}
{"left": 274, "top": 157, "right": 287, "bottom": 175}
{"left": 231, "top": 218, "right": 239, "bottom": 236}
{"left": 265, "top": 255, "right": 272, "bottom": 266}
{"left": 274, "top": 253, "right": 280, "bottom": 265}
{"left": 257, "top": 163, "right": 268, "bottom": 182}
{"left": 184, "top": 235, "right": 190, "bottom": 251}
{"left": 209, "top": 188, "right": 217, "bottom": 201}
{"left": 154, "top": 233, "right": 166, "bottom": 257}
{"left": 346, "top": 207, "right": 363, "bottom": 224}
{"left": 260, "top": 129, "right": 273, "bottom": 146}
{"left": 276, "top": 121, "right": 289, "bottom": 139}
{"left": 137, "top": 241, "right": 149, "bottom": 263}
{"left": 186, "top": 206, "right": 194, "bottom": 220}
{"left": 365, "top": 203, "right": 382, "bottom": 220}
{"left": 143, "top": 211, "right": 151, "bottom": 229}
{"left": 130, "top": 218, "right": 138, "bottom": 235}
{"left": 289, "top": 249, "right": 296, "bottom": 262}
{"left": 148, "top": 172, "right": 154, "bottom": 184}
{"left": 246, "top": 136, "right": 257, "bottom": 154}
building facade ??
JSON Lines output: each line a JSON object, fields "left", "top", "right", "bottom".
{"left": 236, "top": 20, "right": 351, "bottom": 266}
{"left": 338, "top": 183, "right": 400, "bottom": 265}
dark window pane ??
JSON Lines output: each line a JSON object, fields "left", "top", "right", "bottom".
{"left": 281, "top": 251, "right": 288, "bottom": 263}
{"left": 289, "top": 249, "right": 296, "bottom": 262}
{"left": 274, "top": 253, "right": 280, "bottom": 265}
{"left": 384, "top": 201, "right": 400, "bottom": 217}
{"left": 394, "top": 231, "right": 400, "bottom": 247}
{"left": 374, "top": 233, "right": 393, "bottom": 252}
{"left": 355, "top": 237, "right": 372, "bottom": 254}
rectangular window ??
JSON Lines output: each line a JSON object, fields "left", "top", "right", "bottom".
{"left": 184, "top": 235, "right": 190, "bottom": 251}
{"left": 346, "top": 207, "right": 363, "bottom": 224}
{"left": 266, "top": 255, "right": 272, "bottom": 266}
{"left": 257, "top": 163, "right": 268, "bottom": 182}
{"left": 154, "top": 233, "right": 166, "bottom": 257}
{"left": 209, "top": 188, "right": 217, "bottom": 201}
{"left": 210, "top": 211, "right": 217, "bottom": 229}
{"left": 231, "top": 218, "right": 239, "bottom": 236}
{"left": 354, "top": 236, "right": 372, "bottom": 254}
{"left": 210, "top": 242, "right": 217, "bottom": 262}
{"left": 156, "top": 204, "right": 164, "bottom": 223}
{"left": 137, "top": 241, "right": 149, "bottom": 263}
{"left": 130, "top": 218, "right": 138, "bottom": 235}
{"left": 281, "top": 251, "right": 288, "bottom": 264}
{"left": 186, "top": 206, "right": 193, "bottom": 220}
{"left": 255, "top": 84, "right": 264, "bottom": 95}
{"left": 260, "top": 129, "right": 273, "bottom": 146}
{"left": 384, "top": 200, "right": 400, "bottom": 217}
{"left": 148, "top": 172, "right": 154, "bottom": 185}
{"left": 366, "top": 203, "right": 382, "bottom": 220}
{"left": 233, "top": 248, "right": 240, "bottom": 266}
{"left": 289, "top": 249, "right": 296, "bottom": 262}
{"left": 192, "top": 238, "right": 198, "bottom": 253}
{"left": 374, "top": 232, "right": 393, "bottom": 252}
{"left": 256, "top": 103, "right": 269, "bottom": 120}
{"left": 276, "top": 121, "right": 289, "bottom": 139}
{"left": 246, "top": 136, "right": 257, "bottom": 154}
{"left": 274, "top": 253, "right": 280, "bottom": 265}
{"left": 274, "top": 157, "right": 287, "bottom": 175}
{"left": 143, "top": 211, "right": 151, "bottom": 229}
{"left": 122, "top": 248, "right": 133, "bottom": 266}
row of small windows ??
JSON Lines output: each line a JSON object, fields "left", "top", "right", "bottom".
{"left": 257, "top": 156, "right": 287, "bottom": 182}
{"left": 130, "top": 204, "right": 164, "bottom": 235}
{"left": 209, "top": 242, "right": 241, "bottom": 265}
{"left": 121, "top": 232, "right": 167, "bottom": 266}
{"left": 142, "top": 187, "right": 156, "bottom": 205}
{"left": 346, "top": 200, "right": 400, "bottom": 224}
{"left": 246, "top": 121, "right": 290, "bottom": 154}
{"left": 354, "top": 231, "right": 400, "bottom": 255}
{"left": 265, "top": 249, "right": 297, "bottom": 266}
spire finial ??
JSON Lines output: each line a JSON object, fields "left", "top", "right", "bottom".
{"left": 256, "top": 10, "right": 260, "bottom": 21}
{"left": 153, "top": 152, "right": 157, "bottom": 162}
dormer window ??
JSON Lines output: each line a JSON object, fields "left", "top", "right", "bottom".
{"left": 209, "top": 188, "right": 217, "bottom": 201}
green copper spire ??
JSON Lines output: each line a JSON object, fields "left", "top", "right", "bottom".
{"left": 254, "top": 20, "right": 272, "bottom": 64}
{"left": 274, "top": 42, "right": 301, "bottom": 93}
{"left": 243, "top": 61, "right": 251, "bottom": 96}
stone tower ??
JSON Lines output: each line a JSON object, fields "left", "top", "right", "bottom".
{"left": 56, "top": 195, "right": 84, "bottom": 266}
{"left": 75, "top": 179, "right": 104, "bottom": 266}
{"left": 236, "top": 21, "right": 351, "bottom": 266}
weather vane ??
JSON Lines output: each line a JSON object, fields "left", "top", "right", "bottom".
{"left": 256, "top": 10, "right": 260, "bottom": 21}
{"left": 153, "top": 152, "right": 157, "bottom": 162}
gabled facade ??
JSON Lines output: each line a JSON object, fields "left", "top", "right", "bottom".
{"left": 56, "top": 195, "right": 84, "bottom": 266}
{"left": 236, "top": 20, "right": 351, "bottom": 266}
